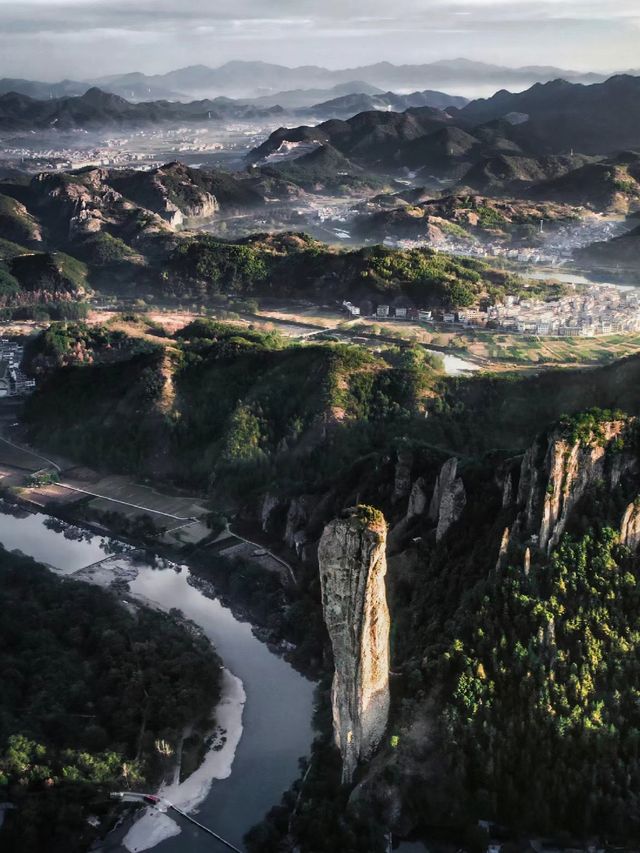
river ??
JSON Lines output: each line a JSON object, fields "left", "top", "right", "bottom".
{"left": 0, "top": 505, "right": 316, "bottom": 853}
{"left": 527, "top": 268, "right": 638, "bottom": 292}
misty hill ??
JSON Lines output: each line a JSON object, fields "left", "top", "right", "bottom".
{"left": 0, "top": 78, "right": 88, "bottom": 100}
{"left": 353, "top": 193, "right": 581, "bottom": 243}
{"left": 0, "top": 87, "right": 284, "bottom": 132}
{"left": 256, "top": 144, "right": 383, "bottom": 193}
{"left": 459, "top": 153, "right": 595, "bottom": 196}
{"left": 526, "top": 154, "right": 640, "bottom": 212}
{"left": 575, "top": 221, "right": 640, "bottom": 270}
{"left": 89, "top": 59, "right": 607, "bottom": 101}
{"left": 244, "top": 81, "right": 385, "bottom": 110}
{"left": 459, "top": 75, "right": 640, "bottom": 154}
{"left": 88, "top": 71, "right": 191, "bottom": 101}
{"left": 250, "top": 74, "right": 640, "bottom": 188}
{"left": 304, "top": 89, "right": 468, "bottom": 119}
{"left": 249, "top": 106, "right": 453, "bottom": 168}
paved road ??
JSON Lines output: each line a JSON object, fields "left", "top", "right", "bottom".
{"left": 0, "top": 434, "right": 197, "bottom": 521}
{"left": 55, "top": 482, "right": 197, "bottom": 521}
{"left": 0, "top": 434, "right": 62, "bottom": 472}
{"left": 226, "top": 524, "right": 297, "bottom": 586}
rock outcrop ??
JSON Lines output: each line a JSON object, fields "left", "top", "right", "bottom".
{"left": 318, "top": 507, "right": 390, "bottom": 784}
{"left": 514, "top": 418, "right": 635, "bottom": 554}
{"left": 429, "top": 458, "right": 466, "bottom": 542}
{"left": 284, "top": 495, "right": 317, "bottom": 550}
{"left": 496, "top": 527, "right": 510, "bottom": 569}
{"left": 406, "top": 477, "right": 429, "bottom": 520}
{"left": 260, "top": 493, "right": 286, "bottom": 534}
{"left": 621, "top": 500, "right": 640, "bottom": 553}
{"left": 393, "top": 450, "right": 414, "bottom": 503}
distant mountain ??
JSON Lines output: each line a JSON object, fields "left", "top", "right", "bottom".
{"left": 0, "top": 78, "right": 87, "bottom": 99}
{"left": 526, "top": 152, "right": 640, "bottom": 212}
{"left": 244, "top": 81, "right": 384, "bottom": 110}
{"left": 88, "top": 72, "right": 187, "bottom": 101}
{"left": 458, "top": 75, "right": 640, "bottom": 154}
{"left": 256, "top": 144, "right": 383, "bottom": 193}
{"left": 0, "top": 88, "right": 284, "bottom": 132}
{"left": 459, "top": 153, "right": 595, "bottom": 196}
{"left": 249, "top": 74, "right": 640, "bottom": 186}
{"left": 248, "top": 106, "right": 453, "bottom": 168}
{"left": 303, "top": 89, "right": 468, "bottom": 119}
{"left": 87, "top": 59, "right": 607, "bottom": 101}
{"left": 0, "top": 60, "right": 613, "bottom": 108}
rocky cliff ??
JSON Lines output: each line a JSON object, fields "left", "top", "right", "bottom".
{"left": 508, "top": 415, "right": 637, "bottom": 554}
{"left": 318, "top": 506, "right": 390, "bottom": 784}
{"left": 428, "top": 457, "right": 466, "bottom": 542}
{"left": 621, "top": 500, "right": 640, "bottom": 552}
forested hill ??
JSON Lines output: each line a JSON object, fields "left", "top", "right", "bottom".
{"left": 17, "top": 320, "right": 640, "bottom": 850}
{"left": 0, "top": 548, "right": 222, "bottom": 853}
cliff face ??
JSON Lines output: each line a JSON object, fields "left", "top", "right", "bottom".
{"left": 318, "top": 507, "right": 390, "bottom": 784}
{"left": 510, "top": 418, "right": 637, "bottom": 554}
{"left": 621, "top": 501, "right": 640, "bottom": 552}
{"left": 429, "top": 457, "right": 467, "bottom": 542}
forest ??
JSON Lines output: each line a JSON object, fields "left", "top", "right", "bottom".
{"left": 0, "top": 549, "right": 222, "bottom": 853}
{"left": 23, "top": 320, "right": 443, "bottom": 496}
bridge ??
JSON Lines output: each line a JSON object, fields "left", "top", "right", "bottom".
{"left": 111, "top": 792, "right": 242, "bottom": 852}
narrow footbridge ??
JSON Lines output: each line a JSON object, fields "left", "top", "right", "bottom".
{"left": 111, "top": 792, "right": 242, "bottom": 851}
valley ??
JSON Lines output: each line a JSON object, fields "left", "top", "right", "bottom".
{"left": 3, "top": 45, "right": 640, "bottom": 853}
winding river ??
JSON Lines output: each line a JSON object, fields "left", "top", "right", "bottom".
{"left": 0, "top": 505, "right": 316, "bottom": 853}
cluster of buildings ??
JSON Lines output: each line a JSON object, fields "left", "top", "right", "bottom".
{"left": 480, "top": 285, "right": 640, "bottom": 337}
{"left": 343, "top": 284, "right": 640, "bottom": 339}
{"left": 343, "top": 299, "right": 435, "bottom": 323}
{"left": 0, "top": 340, "right": 35, "bottom": 397}
{"left": 0, "top": 145, "right": 154, "bottom": 172}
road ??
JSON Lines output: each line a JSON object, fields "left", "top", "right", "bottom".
{"left": 0, "top": 434, "right": 197, "bottom": 521}
{"left": 225, "top": 524, "right": 297, "bottom": 586}
{"left": 0, "top": 434, "right": 62, "bottom": 472}
{"left": 54, "top": 482, "right": 196, "bottom": 521}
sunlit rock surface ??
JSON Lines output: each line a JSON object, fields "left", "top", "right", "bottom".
{"left": 318, "top": 506, "right": 390, "bottom": 783}
{"left": 428, "top": 457, "right": 467, "bottom": 542}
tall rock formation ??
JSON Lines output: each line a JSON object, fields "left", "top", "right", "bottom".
{"left": 318, "top": 507, "right": 391, "bottom": 784}
{"left": 407, "top": 476, "right": 429, "bottom": 520}
{"left": 514, "top": 417, "right": 636, "bottom": 554}
{"left": 393, "top": 450, "right": 414, "bottom": 503}
{"left": 621, "top": 500, "right": 640, "bottom": 553}
{"left": 429, "top": 457, "right": 467, "bottom": 542}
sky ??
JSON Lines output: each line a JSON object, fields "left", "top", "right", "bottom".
{"left": 0, "top": 0, "right": 638, "bottom": 81}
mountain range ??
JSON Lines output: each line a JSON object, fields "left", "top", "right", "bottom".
{"left": 90, "top": 59, "right": 609, "bottom": 100}
{"left": 250, "top": 75, "right": 640, "bottom": 175}
{"left": 303, "top": 89, "right": 469, "bottom": 119}
{"left": 0, "top": 59, "right": 613, "bottom": 105}
{"left": 0, "top": 85, "right": 465, "bottom": 134}
{"left": 0, "top": 87, "right": 285, "bottom": 132}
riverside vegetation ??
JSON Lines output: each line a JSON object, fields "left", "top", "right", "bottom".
{"left": 0, "top": 548, "right": 222, "bottom": 853}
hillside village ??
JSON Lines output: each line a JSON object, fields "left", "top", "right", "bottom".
{"left": 0, "top": 340, "right": 34, "bottom": 397}
{"left": 344, "top": 282, "right": 640, "bottom": 338}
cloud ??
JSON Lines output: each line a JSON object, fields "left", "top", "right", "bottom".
{"left": 0, "top": 0, "right": 635, "bottom": 80}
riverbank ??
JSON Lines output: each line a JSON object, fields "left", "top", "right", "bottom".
{"left": 67, "top": 551, "right": 249, "bottom": 853}
{"left": 122, "top": 669, "right": 246, "bottom": 853}
{"left": 0, "top": 500, "right": 316, "bottom": 853}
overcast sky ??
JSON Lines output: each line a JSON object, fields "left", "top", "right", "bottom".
{"left": 0, "top": 0, "right": 638, "bottom": 80}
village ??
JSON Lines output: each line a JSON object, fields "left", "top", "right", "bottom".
{"left": 0, "top": 339, "right": 35, "bottom": 397}
{"left": 343, "top": 282, "right": 640, "bottom": 338}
